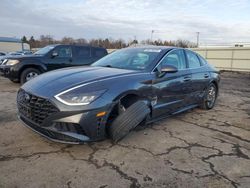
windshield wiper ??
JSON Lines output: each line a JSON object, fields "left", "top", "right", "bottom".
{"left": 103, "top": 65, "right": 113, "bottom": 68}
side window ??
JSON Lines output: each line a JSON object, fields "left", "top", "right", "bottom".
{"left": 186, "top": 50, "right": 201, "bottom": 68}
{"left": 75, "top": 46, "right": 90, "bottom": 58}
{"left": 198, "top": 54, "right": 207, "bottom": 66}
{"left": 93, "top": 48, "right": 107, "bottom": 58}
{"left": 160, "top": 49, "right": 186, "bottom": 69}
{"left": 54, "top": 46, "right": 72, "bottom": 58}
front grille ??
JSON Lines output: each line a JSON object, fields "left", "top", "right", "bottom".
{"left": 17, "top": 89, "right": 59, "bottom": 125}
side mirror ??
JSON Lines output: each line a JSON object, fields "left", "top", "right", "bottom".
{"left": 161, "top": 65, "right": 178, "bottom": 73}
{"left": 157, "top": 65, "right": 178, "bottom": 77}
{"left": 51, "top": 51, "right": 58, "bottom": 58}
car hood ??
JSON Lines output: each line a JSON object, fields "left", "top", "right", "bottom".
{"left": 6, "top": 54, "right": 43, "bottom": 60}
{"left": 22, "top": 66, "right": 140, "bottom": 97}
{"left": 0, "top": 55, "right": 15, "bottom": 61}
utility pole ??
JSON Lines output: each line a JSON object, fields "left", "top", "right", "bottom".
{"left": 151, "top": 30, "right": 154, "bottom": 43}
{"left": 196, "top": 32, "right": 200, "bottom": 48}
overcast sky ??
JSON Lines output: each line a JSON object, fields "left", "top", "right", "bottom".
{"left": 1, "top": 0, "right": 250, "bottom": 44}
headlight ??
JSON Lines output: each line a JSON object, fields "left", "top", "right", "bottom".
{"left": 2, "top": 59, "right": 8, "bottom": 65}
{"left": 6, "top": 59, "right": 19, "bottom": 65}
{"left": 55, "top": 88, "right": 107, "bottom": 106}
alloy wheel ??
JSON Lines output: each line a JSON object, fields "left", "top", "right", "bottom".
{"left": 25, "top": 72, "right": 39, "bottom": 81}
{"left": 206, "top": 85, "right": 216, "bottom": 108}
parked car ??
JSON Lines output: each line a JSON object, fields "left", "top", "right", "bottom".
{"left": 14, "top": 50, "right": 33, "bottom": 55}
{"left": 0, "top": 52, "right": 7, "bottom": 64}
{"left": 0, "top": 53, "right": 14, "bottom": 65}
{"left": 0, "top": 44, "right": 107, "bottom": 84}
{"left": 0, "top": 51, "right": 6, "bottom": 56}
{"left": 0, "top": 50, "right": 33, "bottom": 64}
{"left": 8, "top": 52, "right": 23, "bottom": 56}
{"left": 17, "top": 46, "right": 220, "bottom": 143}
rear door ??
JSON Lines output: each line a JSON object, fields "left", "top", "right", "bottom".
{"left": 47, "top": 45, "right": 73, "bottom": 71}
{"left": 72, "top": 46, "right": 93, "bottom": 66}
{"left": 91, "top": 48, "right": 108, "bottom": 62}
{"left": 152, "top": 49, "right": 193, "bottom": 118}
{"left": 185, "top": 50, "right": 210, "bottom": 104}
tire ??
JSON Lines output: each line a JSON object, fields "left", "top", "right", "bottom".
{"left": 10, "top": 79, "right": 20, "bottom": 83}
{"left": 109, "top": 100, "right": 150, "bottom": 142}
{"left": 200, "top": 83, "right": 217, "bottom": 110}
{"left": 20, "top": 68, "right": 41, "bottom": 85}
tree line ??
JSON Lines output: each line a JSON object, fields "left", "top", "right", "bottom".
{"left": 21, "top": 35, "right": 196, "bottom": 49}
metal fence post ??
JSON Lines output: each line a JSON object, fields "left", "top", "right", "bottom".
{"left": 231, "top": 49, "right": 235, "bottom": 71}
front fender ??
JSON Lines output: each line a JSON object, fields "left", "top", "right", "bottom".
{"left": 19, "top": 60, "right": 47, "bottom": 72}
{"left": 113, "top": 90, "right": 141, "bottom": 102}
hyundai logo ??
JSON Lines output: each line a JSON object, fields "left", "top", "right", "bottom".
{"left": 24, "top": 93, "right": 31, "bottom": 101}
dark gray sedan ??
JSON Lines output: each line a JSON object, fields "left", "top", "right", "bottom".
{"left": 17, "top": 46, "right": 220, "bottom": 143}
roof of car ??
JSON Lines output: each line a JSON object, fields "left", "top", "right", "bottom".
{"left": 49, "top": 44, "right": 106, "bottom": 49}
{"left": 127, "top": 45, "right": 181, "bottom": 50}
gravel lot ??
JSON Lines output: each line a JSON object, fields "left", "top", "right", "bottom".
{"left": 0, "top": 72, "right": 250, "bottom": 188}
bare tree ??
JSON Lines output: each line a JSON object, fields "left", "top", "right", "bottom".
{"left": 25, "top": 35, "right": 195, "bottom": 49}
{"left": 76, "top": 38, "right": 88, "bottom": 45}
{"left": 40, "top": 35, "right": 55, "bottom": 46}
{"left": 61, "top": 37, "right": 75, "bottom": 44}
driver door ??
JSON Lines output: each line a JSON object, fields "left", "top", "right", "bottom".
{"left": 152, "top": 49, "right": 193, "bottom": 118}
{"left": 47, "top": 45, "right": 73, "bottom": 71}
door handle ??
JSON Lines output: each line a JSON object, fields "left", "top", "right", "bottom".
{"left": 204, "top": 74, "right": 209, "bottom": 78}
{"left": 183, "top": 76, "right": 191, "bottom": 82}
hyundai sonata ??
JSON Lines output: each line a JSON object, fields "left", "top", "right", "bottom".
{"left": 17, "top": 46, "right": 220, "bottom": 143}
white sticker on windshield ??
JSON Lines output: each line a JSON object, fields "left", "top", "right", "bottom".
{"left": 144, "top": 49, "right": 162, "bottom": 52}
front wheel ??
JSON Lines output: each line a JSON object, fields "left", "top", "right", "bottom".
{"left": 108, "top": 100, "right": 150, "bottom": 142}
{"left": 200, "top": 83, "right": 217, "bottom": 110}
{"left": 20, "top": 68, "right": 40, "bottom": 85}
{"left": 10, "top": 78, "right": 20, "bottom": 83}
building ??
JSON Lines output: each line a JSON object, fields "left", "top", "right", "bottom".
{"left": 192, "top": 47, "right": 250, "bottom": 72}
{"left": 0, "top": 37, "right": 30, "bottom": 53}
{"left": 199, "top": 42, "right": 250, "bottom": 48}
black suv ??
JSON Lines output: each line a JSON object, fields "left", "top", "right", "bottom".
{"left": 0, "top": 44, "right": 107, "bottom": 84}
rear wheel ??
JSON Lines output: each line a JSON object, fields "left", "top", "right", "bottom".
{"left": 200, "top": 83, "right": 217, "bottom": 110}
{"left": 108, "top": 100, "right": 150, "bottom": 142}
{"left": 20, "top": 68, "right": 40, "bottom": 85}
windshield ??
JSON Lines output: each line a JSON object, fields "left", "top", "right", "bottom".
{"left": 34, "top": 46, "right": 55, "bottom": 55}
{"left": 92, "top": 48, "right": 161, "bottom": 71}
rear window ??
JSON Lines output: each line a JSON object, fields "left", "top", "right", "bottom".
{"left": 75, "top": 46, "right": 90, "bottom": 58}
{"left": 186, "top": 50, "right": 201, "bottom": 68}
{"left": 93, "top": 48, "right": 107, "bottom": 57}
{"left": 198, "top": 55, "right": 207, "bottom": 66}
